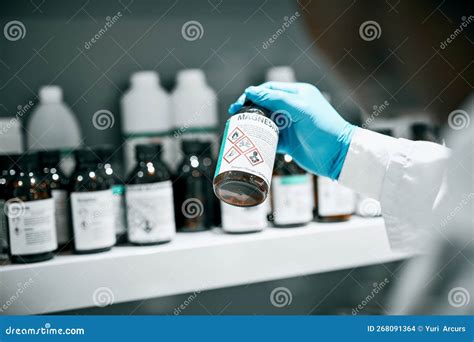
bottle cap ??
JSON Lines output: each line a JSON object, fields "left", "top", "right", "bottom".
{"left": 18, "top": 153, "right": 39, "bottom": 172}
{"left": 131, "top": 71, "right": 159, "bottom": 88}
{"left": 176, "top": 69, "right": 206, "bottom": 85}
{"left": 74, "top": 149, "right": 100, "bottom": 165}
{"left": 265, "top": 66, "right": 296, "bottom": 83}
{"left": 38, "top": 150, "right": 61, "bottom": 167}
{"left": 39, "top": 86, "right": 63, "bottom": 103}
{"left": 135, "top": 144, "right": 162, "bottom": 162}
{"left": 182, "top": 140, "right": 211, "bottom": 155}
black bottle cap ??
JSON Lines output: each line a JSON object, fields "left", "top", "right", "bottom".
{"left": 38, "top": 150, "right": 61, "bottom": 167}
{"left": 135, "top": 144, "right": 162, "bottom": 162}
{"left": 182, "top": 140, "right": 212, "bottom": 155}
{"left": 17, "top": 153, "right": 39, "bottom": 172}
{"left": 75, "top": 148, "right": 100, "bottom": 165}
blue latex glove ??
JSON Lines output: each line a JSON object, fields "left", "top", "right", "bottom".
{"left": 228, "top": 82, "right": 355, "bottom": 180}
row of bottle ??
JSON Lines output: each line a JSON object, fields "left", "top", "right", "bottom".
{"left": 0, "top": 139, "right": 360, "bottom": 264}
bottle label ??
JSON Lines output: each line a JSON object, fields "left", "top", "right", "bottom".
{"left": 272, "top": 174, "right": 314, "bottom": 225}
{"left": 126, "top": 181, "right": 176, "bottom": 243}
{"left": 52, "top": 189, "right": 71, "bottom": 245}
{"left": 0, "top": 199, "right": 7, "bottom": 252}
{"left": 317, "top": 177, "right": 355, "bottom": 216}
{"left": 111, "top": 185, "right": 127, "bottom": 236}
{"left": 7, "top": 198, "right": 58, "bottom": 255}
{"left": 71, "top": 190, "right": 116, "bottom": 251}
{"left": 215, "top": 112, "right": 279, "bottom": 188}
{"left": 220, "top": 200, "right": 268, "bottom": 232}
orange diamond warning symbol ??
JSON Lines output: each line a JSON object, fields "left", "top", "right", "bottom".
{"left": 228, "top": 127, "right": 244, "bottom": 144}
{"left": 245, "top": 148, "right": 264, "bottom": 166}
{"left": 223, "top": 146, "right": 241, "bottom": 163}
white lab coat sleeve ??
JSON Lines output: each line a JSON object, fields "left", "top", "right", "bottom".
{"left": 338, "top": 128, "right": 451, "bottom": 253}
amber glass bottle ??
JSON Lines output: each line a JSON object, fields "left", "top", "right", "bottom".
{"left": 5, "top": 153, "right": 58, "bottom": 263}
{"left": 271, "top": 154, "right": 314, "bottom": 227}
{"left": 314, "top": 175, "right": 355, "bottom": 222}
{"left": 39, "top": 150, "right": 71, "bottom": 248}
{"left": 96, "top": 146, "right": 127, "bottom": 244}
{"left": 69, "top": 149, "right": 115, "bottom": 254}
{"left": 126, "top": 144, "right": 175, "bottom": 245}
{"left": 213, "top": 100, "right": 279, "bottom": 207}
{"left": 174, "top": 140, "right": 215, "bottom": 232}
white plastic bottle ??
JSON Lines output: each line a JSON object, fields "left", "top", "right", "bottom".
{"left": 121, "top": 71, "right": 173, "bottom": 172}
{"left": 265, "top": 66, "right": 296, "bottom": 83}
{"left": 27, "top": 86, "right": 82, "bottom": 175}
{"left": 170, "top": 69, "right": 218, "bottom": 170}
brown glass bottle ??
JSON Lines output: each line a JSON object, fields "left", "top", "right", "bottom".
{"left": 174, "top": 140, "right": 215, "bottom": 232}
{"left": 5, "top": 153, "right": 58, "bottom": 263}
{"left": 69, "top": 149, "right": 115, "bottom": 254}
{"left": 271, "top": 154, "right": 314, "bottom": 227}
{"left": 39, "top": 150, "right": 71, "bottom": 249}
{"left": 0, "top": 155, "right": 19, "bottom": 260}
{"left": 213, "top": 100, "right": 279, "bottom": 207}
{"left": 96, "top": 145, "right": 127, "bottom": 244}
{"left": 126, "top": 144, "right": 175, "bottom": 245}
{"left": 314, "top": 175, "right": 354, "bottom": 222}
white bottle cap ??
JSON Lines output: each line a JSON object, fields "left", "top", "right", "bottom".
{"left": 131, "top": 71, "right": 159, "bottom": 87}
{"left": 39, "top": 86, "right": 63, "bottom": 103}
{"left": 265, "top": 66, "right": 296, "bottom": 83}
{"left": 176, "top": 69, "right": 206, "bottom": 85}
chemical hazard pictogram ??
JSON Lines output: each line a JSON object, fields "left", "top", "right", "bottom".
{"left": 245, "top": 148, "right": 264, "bottom": 166}
{"left": 223, "top": 146, "right": 241, "bottom": 163}
{"left": 235, "top": 136, "right": 255, "bottom": 153}
{"left": 228, "top": 127, "right": 244, "bottom": 144}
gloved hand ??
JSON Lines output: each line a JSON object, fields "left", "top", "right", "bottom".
{"left": 229, "top": 82, "right": 355, "bottom": 180}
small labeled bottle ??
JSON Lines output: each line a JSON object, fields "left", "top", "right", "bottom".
{"left": 5, "top": 153, "right": 58, "bottom": 263}
{"left": 39, "top": 150, "right": 71, "bottom": 248}
{"left": 96, "top": 146, "right": 127, "bottom": 244}
{"left": 70, "top": 149, "right": 115, "bottom": 254}
{"left": 213, "top": 100, "right": 279, "bottom": 207}
{"left": 0, "top": 155, "right": 19, "bottom": 260}
{"left": 126, "top": 144, "right": 175, "bottom": 245}
{"left": 220, "top": 200, "right": 268, "bottom": 233}
{"left": 271, "top": 154, "right": 314, "bottom": 227}
{"left": 314, "top": 176, "right": 355, "bottom": 222}
{"left": 174, "top": 141, "right": 215, "bottom": 232}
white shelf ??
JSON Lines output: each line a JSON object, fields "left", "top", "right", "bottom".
{"left": 0, "top": 217, "right": 411, "bottom": 315}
